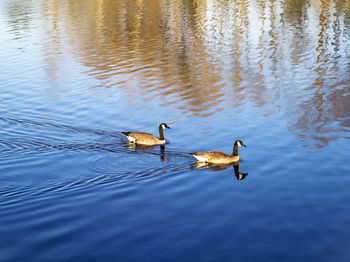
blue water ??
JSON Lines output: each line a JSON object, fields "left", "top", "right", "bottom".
{"left": 1, "top": 0, "right": 350, "bottom": 261}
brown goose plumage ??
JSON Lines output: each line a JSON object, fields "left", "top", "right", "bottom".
{"left": 190, "top": 140, "right": 247, "bottom": 164}
{"left": 122, "top": 123, "right": 170, "bottom": 146}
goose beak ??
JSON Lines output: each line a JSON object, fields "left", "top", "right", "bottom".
{"left": 242, "top": 143, "right": 247, "bottom": 147}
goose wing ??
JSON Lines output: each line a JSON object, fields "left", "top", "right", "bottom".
{"left": 200, "top": 151, "right": 230, "bottom": 158}
{"left": 190, "top": 151, "right": 230, "bottom": 162}
{"left": 123, "top": 132, "right": 162, "bottom": 145}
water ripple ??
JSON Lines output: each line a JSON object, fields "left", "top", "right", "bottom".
{"left": 0, "top": 115, "right": 196, "bottom": 201}
{"left": 0, "top": 158, "right": 192, "bottom": 206}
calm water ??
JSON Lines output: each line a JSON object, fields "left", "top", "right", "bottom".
{"left": 1, "top": 0, "right": 350, "bottom": 261}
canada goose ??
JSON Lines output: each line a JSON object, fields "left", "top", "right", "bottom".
{"left": 122, "top": 123, "right": 171, "bottom": 146}
{"left": 190, "top": 140, "right": 247, "bottom": 164}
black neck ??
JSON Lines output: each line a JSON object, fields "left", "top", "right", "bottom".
{"left": 160, "top": 145, "right": 166, "bottom": 162}
{"left": 159, "top": 126, "right": 165, "bottom": 140}
{"left": 234, "top": 164, "right": 239, "bottom": 174}
{"left": 232, "top": 142, "right": 239, "bottom": 156}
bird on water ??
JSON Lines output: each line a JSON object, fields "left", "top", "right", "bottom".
{"left": 122, "top": 123, "right": 171, "bottom": 146}
{"left": 190, "top": 140, "right": 247, "bottom": 164}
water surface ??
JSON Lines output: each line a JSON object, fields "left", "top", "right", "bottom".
{"left": 1, "top": 0, "right": 350, "bottom": 261}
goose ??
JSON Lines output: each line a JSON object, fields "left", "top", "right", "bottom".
{"left": 190, "top": 140, "right": 247, "bottom": 164}
{"left": 122, "top": 123, "right": 171, "bottom": 146}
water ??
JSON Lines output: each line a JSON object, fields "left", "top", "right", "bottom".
{"left": 1, "top": 0, "right": 350, "bottom": 261}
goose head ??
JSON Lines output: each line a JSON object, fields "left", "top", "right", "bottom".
{"left": 235, "top": 140, "right": 247, "bottom": 147}
{"left": 160, "top": 123, "right": 171, "bottom": 129}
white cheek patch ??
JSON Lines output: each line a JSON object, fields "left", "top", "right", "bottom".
{"left": 237, "top": 141, "right": 242, "bottom": 147}
{"left": 161, "top": 124, "right": 166, "bottom": 129}
{"left": 193, "top": 155, "right": 208, "bottom": 162}
{"left": 126, "top": 135, "right": 136, "bottom": 143}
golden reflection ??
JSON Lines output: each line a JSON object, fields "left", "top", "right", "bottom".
{"left": 346, "top": 0, "right": 350, "bottom": 10}
{"left": 37, "top": 0, "right": 350, "bottom": 147}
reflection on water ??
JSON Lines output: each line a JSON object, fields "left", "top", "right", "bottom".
{"left": 234, "top": 164, "right": 248, "bottom": 180}
{"left": 1, "top": 1, "right": 350, "bottom": 261}
{"left": 125, "top": 143, "right": 169, "bottom": 163}
{"left": 192, "top": 161, "right": 248, "bottom": 180}
{"left": 0, "top": 115, "right": 191, "bottom": 188}
{"left": 1, "top": 0, "right": 349, "bottom": 147}
{"left": 2, "top": 0, "right": 346, "bottom": 146}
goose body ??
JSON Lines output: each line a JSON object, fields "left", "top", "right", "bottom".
{"left": 190, "top": 140, "right": 247, "bottom": 164}
{"left": 122, "top": 123, "right": 170, "bottom": 146}
{"left": 191, "top": 151, "right": 239, "bottom": 164}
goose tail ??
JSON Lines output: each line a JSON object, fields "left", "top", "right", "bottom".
{"left": 122, "top": 132, "right": 136, "bottom": 142}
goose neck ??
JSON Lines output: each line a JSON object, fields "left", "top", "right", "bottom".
{"left": 232, "top": 143, "right": 239, "bottom": 156}
{"left": 159, "top": 125, "right": 165, "bottom": 140}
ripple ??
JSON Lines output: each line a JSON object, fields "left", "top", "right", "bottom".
{"left": 0, "top": 152, "right": 192, "bottom": 205}
{"left": 0, "top": 115, "right": 120, "bottom": 139}
{"left": 0, "top": 115, "right": 195, "bottom": 200}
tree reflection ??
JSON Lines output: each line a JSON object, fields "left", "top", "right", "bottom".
{"left": 2, "top": 0, "right": 35, "bottom": 42}
{"left": 14, "top": 0, "right": 349, "bottom": 148}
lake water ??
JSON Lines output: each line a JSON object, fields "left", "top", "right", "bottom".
{"left": 1, "top": 0, "right": 350, "bottom": 261}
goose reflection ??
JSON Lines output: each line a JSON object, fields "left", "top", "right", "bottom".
{"left": 192, "top": 162, "right": 248, "bottom": 180}
{"left": 160, "top": 145, "right": 169, "bottom": 163}
{"left": 125, "top": 143, "right": 169, "bottom": 163}
{"left": 233, "top": 164, "right": 248, "bottom": 180}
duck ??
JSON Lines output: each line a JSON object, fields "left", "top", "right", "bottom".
{"left": 122, "top": 123, "right": 171, "bottom": 146}
{"left": 189, "top": 140, "right": 247, "bottom": 164}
